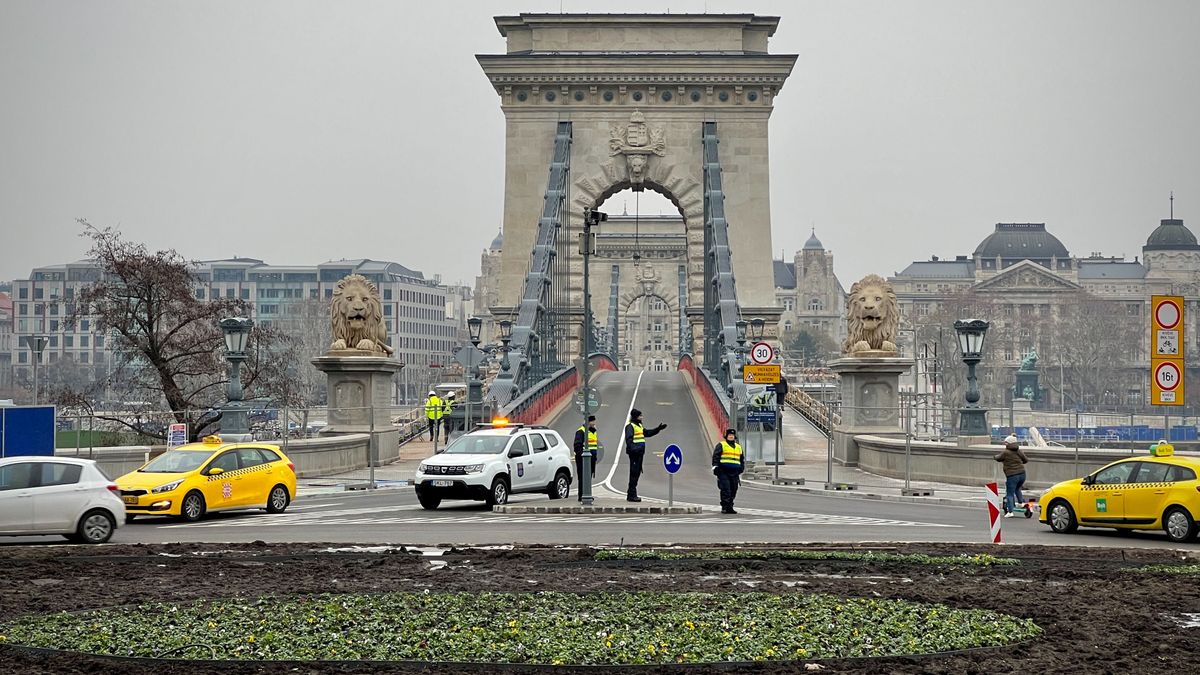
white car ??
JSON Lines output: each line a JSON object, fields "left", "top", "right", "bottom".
{"left": 414, "top": 424, "right": 572, "bottom": 509}
{"left": 0, "top": 457, "right": 124, "bottom": 544}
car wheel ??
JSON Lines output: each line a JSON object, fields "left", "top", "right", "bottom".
{"left": 180, "top": 491, "right": 206, "bottom": 522}
{"left": 266, "top": 484, "right": 290, "bottom": 513}
{"left": 1048, "top": 500, "right": 1078, "bottom": 534}
{"left": 548, "top": 470, "right": 571, "bottom": 500}
{"left": 69, "top": 509, "right": 115, "bottom": 544}
{"left": 417, "top": 491, "right": 442, "bottom": 510}
{"left": 1163, "top": 506, "right": 1198, "bottom": 543}
{"left": 125, "top": 514, "right": 137, "bottom": 524}
{"left": 486, "top": 476, "right": 509, "bottom": 506}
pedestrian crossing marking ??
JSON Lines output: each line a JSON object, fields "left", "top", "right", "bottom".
{"left": 163, "top": 504, "right": 956, "bottom": 530}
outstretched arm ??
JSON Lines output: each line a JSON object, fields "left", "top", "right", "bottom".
{"left": 643, "top": 423, "right": 668, "bottom": 438}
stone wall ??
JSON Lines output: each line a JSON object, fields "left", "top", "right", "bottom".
{"left": 56, "top": 433, "right": 376, "bottom": 480}
{"left": 853, "top": 434, "right": 1162, "bottom": 488}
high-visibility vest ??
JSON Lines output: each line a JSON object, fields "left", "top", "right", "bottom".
{"left": 425, "top": 396, "right": 443, "bottom": 420}
{"left": 719, "top": 441, "right": 743, "bottom": 466}
{"left": 630, "top": 423, "right": 645, "bottom": 447}
{"left": 578, "top": 426, "right": 599, "bottom": 457}
{"left": 443, "top": 399, "right": 456, "bottom": 416}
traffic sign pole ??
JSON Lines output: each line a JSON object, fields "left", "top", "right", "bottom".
{"left": 663, "top": 444, "right": 683, "bottom": 509}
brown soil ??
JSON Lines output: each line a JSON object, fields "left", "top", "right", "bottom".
{"left": 1, "top": 541, "right": 1197, "bottom": 674}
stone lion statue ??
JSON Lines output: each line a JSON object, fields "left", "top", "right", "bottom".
{"left": 329, "top": 274, "right": 394, "bottom": 355}
{"left": 842, "top": 274, "right": 900, "bottom": 355}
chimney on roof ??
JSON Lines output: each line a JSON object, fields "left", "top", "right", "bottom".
{"left": 931, "top": 255, "right": 939, "bottom": 261}
{"left": 956, "top": 255, "right": 968, "bottom": 261}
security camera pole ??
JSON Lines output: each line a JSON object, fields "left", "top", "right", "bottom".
{"left": 580, "top": 207, "right": 606, "bottom": 506}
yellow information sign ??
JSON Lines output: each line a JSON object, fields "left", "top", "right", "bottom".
{"left": 1151, "top": 295, "right": 1185, "bottom": 406}
{"left": 742, "top": 364, "right": 781, "bottom": 384}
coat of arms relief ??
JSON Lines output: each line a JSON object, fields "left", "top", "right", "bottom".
{"left": 608, "top": 110, "right": 666, "bottom": 188}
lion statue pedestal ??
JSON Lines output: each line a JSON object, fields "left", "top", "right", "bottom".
{"left": 310, "top": 274, "right": 403, "bottom": 467}
{"left": 829, "top": 274, "right": 913, "bottom": 466}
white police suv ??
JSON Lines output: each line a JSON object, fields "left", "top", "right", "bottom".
{"left": 414, "top": 423, "right": 573, "bottom": 509}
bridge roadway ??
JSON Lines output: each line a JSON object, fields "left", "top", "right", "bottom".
{"left": 2, "top": 372, "right": 1191, "bottom": 549}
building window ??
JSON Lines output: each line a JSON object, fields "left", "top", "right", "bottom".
{"left": 95, "top": 335, "right": 104, "bottom": 348}
{"left": 81, "top": 319, "right": 89, "bottom": 331}
{"left": 50, "top": 320, "right": 59, "bottom": 332}
{"left": 783, "top": 299, "right": 794, "bottom": 312}
{"left": 226, "top": 288, "right": 235, "bottom": 298}
{"left": 195, "top": 289, "right": 205, "bottom": 300}
{"left": 81, "top": 336, "right": 89, "bottom": 347}
{"left": 240, "top": 289, "right": 249, "bottom": 300}
{"left": 34, "top": 288, "right": 43, "bottom": 299}
{"left": 18, "top": 287, "right": 28, "bottom": 299}
{"left": 808, "top": 298, "right": 823, "bottom": 311}
{"left": 80, "top": 352, "right": 89, "bottom": 364}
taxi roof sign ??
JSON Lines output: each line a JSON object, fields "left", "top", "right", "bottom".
{"left": 1151, "top": 441, "right": 1175, "bottom": 457}
{"left": 201, "top": 435, "right": 223, "bottom": 445}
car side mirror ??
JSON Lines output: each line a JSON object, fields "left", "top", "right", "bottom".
{"left": 1081, "top": 475, "right": 1093, "bottom": 486}
{"left": 208, "top": 467, "right": 224, "bottom": 476}
{"left": 508, "top": 449, "right": 525, "bottom": 459}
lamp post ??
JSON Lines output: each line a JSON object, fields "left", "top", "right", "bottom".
{"left": 22, "top": 335, "right": 49, "bottom": 405}
{"left": 579, "top": 207, "right": 606, "bottom": 507}
{"left": 467, "top": 316, "right": 484, "bottom": 433}
{"left": 953, "top": 318, "right": 990, "bottom": 441}
{"left": 498, "top": 319, "right": 513, "bottom": 373}
{"left": 219, "top": 316, "right": 254, "bottom": 439}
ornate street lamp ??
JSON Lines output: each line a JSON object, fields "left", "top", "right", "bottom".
{"left": 467, "top": 316, "right": 483, "bottom": 347}
{"left": 219, "top": 316, "right": 254, "bottom": 438}
{"left": 748, "top": 317, "right": 766, "bottom": 342}
{"left": 953, "top": 318, "right": 990, "bottom": 438}
{"left": 498, "top": 319, "right": 513, "bottom": 373}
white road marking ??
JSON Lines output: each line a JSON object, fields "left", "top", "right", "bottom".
{"left": 162, "top": 501, "right": 956, "bottom": 530}
{"left": 599, "top": 370, "right": 644, "bottom": 494}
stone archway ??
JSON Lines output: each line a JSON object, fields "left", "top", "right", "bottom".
{"left": 479, "top": 13, "right": 796, "bottom": 364}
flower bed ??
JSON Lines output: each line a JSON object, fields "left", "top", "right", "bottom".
{"left": 1, "top": 591, "right": 1038, "bottom": 664}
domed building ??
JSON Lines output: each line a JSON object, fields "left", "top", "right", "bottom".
{"left": 891, "top": 213, "right": 1196, "bottom": 411}
{"left": 773, "top": 228, "right": 846, "bottom": 358}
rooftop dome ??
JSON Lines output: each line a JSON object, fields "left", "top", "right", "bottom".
{"left": 1144, "top": 218, "right": 1199, "bottom": 251}
{"left": 803, "top": 229, "right": 824, "bottom": 251}
{"left": 972, "top": 223, "right": 1069, "bottom": 259}
{"left": 489, "top": 229, "right": 504, "bottom": 251}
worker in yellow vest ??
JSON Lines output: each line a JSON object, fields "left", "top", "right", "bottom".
{"left": 623, "top": 408, "right": 667, "bottom": 502}
{"left": 441, "top": 392, "right": 457, "bottom": 442}
{"left": 424, "top": 390, "right": 443, "bottom": 442}
{"left": 573, "top": 415, "right": 599, "bottom": 502}
{"left": 711, "top": 428, "right": 745, "bottom": 514}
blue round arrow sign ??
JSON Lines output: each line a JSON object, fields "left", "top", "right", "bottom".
{"left": 663, "top": 444, "right": 683, "bottom": 474}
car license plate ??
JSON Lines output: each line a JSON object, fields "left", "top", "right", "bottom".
{"left": 122, "top": 496, "right": 138, "bottom": 505}
{"left": 431, "top": 480, "right": 453, "bottom": 487}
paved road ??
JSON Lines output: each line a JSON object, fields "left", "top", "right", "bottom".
{"left": 3, "top": 372, "right": 1194, "bottom": 549}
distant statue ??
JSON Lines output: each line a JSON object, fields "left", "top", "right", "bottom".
{"left": 1023, "top": 385, "right": 1035, "bottom": 399}
{"left": 842, "top": 274, "right": 900, "bottom": 355}
{"left": 328, "top": 274, "right": 394, "bottom": 355}
{"left": 1019, "top": 349, "right": 1039, "bottom": 371}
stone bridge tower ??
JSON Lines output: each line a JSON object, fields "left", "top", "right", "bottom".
{"left": 478, "top": 13, "right": 796, "bottom": 361}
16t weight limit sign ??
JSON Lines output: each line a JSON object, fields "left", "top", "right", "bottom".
{"left": 1154, "top": 360, "right": 1184, "bottom": 405}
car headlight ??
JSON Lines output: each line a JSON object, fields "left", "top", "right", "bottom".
{"left": 464, "top": 464, "right": 484, "bottom": 474}
{"left": 152, "top": 480, "right": 184, "bottom": 494}
{"left": 418, "top": 463, "right": 428, "bottom": 473}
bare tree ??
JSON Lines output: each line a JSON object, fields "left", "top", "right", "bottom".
{"left": 57, "top": 221, "right": 301, "bottom": 440}
{"left": 277, "top": 298, "right": 331, "bottom": 406}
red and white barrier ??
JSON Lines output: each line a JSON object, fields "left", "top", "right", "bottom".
{"left": 984, "top": 482, "right": 1002, "bottom": 543}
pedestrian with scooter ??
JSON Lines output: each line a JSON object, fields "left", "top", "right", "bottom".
{"left": 995, "top": 434, "right": 1030, "bottom": 518}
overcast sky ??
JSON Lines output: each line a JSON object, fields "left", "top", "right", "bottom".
{"left": 1, "top": 1, "right": 1197, "bottom": 289}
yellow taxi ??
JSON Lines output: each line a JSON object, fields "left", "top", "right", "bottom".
{"left": 116, "top": 436, "right": 297, "bottom": 523}
{"left": 1040, "top": 442, "right": 1200, "bottom": 543}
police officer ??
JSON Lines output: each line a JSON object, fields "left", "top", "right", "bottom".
{"left": 623, "top": 408, "right": 667, "bottom": 502}
{"left": 573, "top": 415, "right": 599, "bottom": 502}
{"left": 711, "top": 428, "right": 745, "bottom": 514}
{"left": 441, "top": 392, "right": 457, "bottom": 442}
{"left": 424, "top": 390, "right": 443, "bottom": 442}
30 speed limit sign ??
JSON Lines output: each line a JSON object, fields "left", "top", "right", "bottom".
{"left": 750, "top": 342, "right": 775, "bottom": 365}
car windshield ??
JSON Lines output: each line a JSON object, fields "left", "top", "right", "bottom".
{"left": 138, "top": 450, "right": 213, "bottom": 473}
{"left": 440, "top": 434, "right": 510, "bottom": 455}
